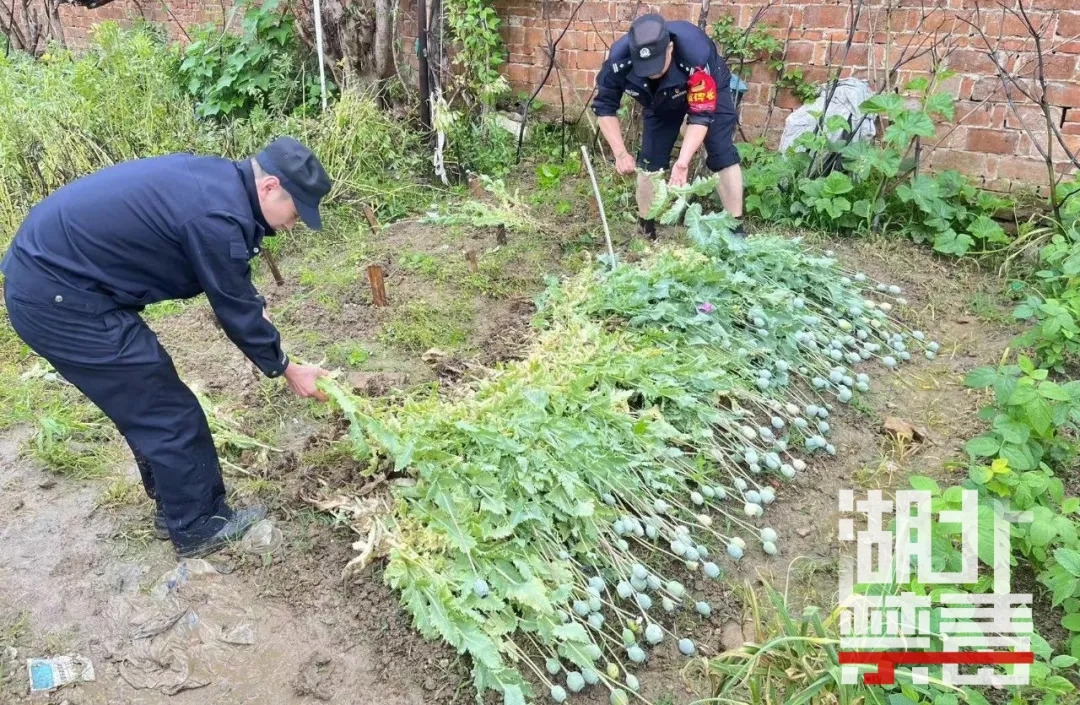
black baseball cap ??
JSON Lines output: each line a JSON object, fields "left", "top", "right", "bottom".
{"left": 256, "top": 136, "right": 332, "bottom": 231}
{"left": 629, "top": 14, "right": 670, "bottom": 77}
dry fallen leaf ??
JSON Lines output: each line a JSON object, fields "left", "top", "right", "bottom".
{"left": 882, "top": 416, "right": 925, "bottom": 442}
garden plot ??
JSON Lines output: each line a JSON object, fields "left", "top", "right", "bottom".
{"left": 0, "top": 181, "right": 1019, "bottom": 705}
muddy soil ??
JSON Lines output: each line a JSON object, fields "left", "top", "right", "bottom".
{"left": 0, "top": 425, "right": 434, "bottom": 705}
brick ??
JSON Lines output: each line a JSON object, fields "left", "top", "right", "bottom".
{"left": 1015, "top": 133, "right": 1048, "bottom": 159}
{"left": 785, "top": 40, "right": 815, "bottom": 64}
{"left": 934, "top": 125, "right": 969, "bottom": 150}
{"left": 966, "top": 127, "right": 1018, "bottom": 154}
{"left": 843, "top": 44, "right": 870, "bottom": 68}
{"left": 947, "top": 49, "right": 995, "bottom": 74}
{"left": 1004, "top": 104, "right": 1057, "bottom": 131}
{"left": 1040, "top": 54, "right": 1079, "bottom": 81}
{"left": 1060, "top": 11, "right": 1080, "bottom": 39}
{"left": 969, "top": 76, "right": 1005, "bottom": 102}
{"left": 996, "top": 156, "right": 1056, "bottom": 184}
{"left": 573, "top": 3, "right": 615, "bottom": 23}
{"left": 565, "top": 50, "right": 604, "bottom": 71}
{"left": 803, "top": 4, "right": 850, "bottom": 31}
{"left": 930, "top": 149, "right": 987, "bottom": 176}
{"left": 739, "top": 104, "right": 769, "bottom": 128}
{"left": 664, "top": 4, "right": 694, "bottom": 22}
{"left": 982, "top": 11, "right": 1044, "bottom": 38}
{"left": 747, "top": 61, "right": 773, "bottom": 83}
{"left": 776, "top": 88, "right": 803, "bottom": 110}
{"left": 1045, "top": 82, "right": 1080, "bottom": 108}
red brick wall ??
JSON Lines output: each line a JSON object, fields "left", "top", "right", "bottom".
{"left": 59, "top": 0, "right": 1080, "bottom": 189}
{"left": 486, "top": 0, "right": 1080, "bottom": 191}
{"left": 59, "top": 0, "right": 227, "bottom": 48}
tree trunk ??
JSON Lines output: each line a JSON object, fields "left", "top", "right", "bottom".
{"left": 1, "top": 0, "right": 66, "bottom": 56}
{"left": 292, "top": 0, "right": 375, "bottom": 83}
{"left": 373, "top": 0, "right": 392, "bottom": 79}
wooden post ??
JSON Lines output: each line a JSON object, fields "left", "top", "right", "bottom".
{"left": 495, "top": 224, "right": 507, "bottom": 246}
{"left": 363, "top": 204, "right": 380, "bottom": 232}
{"left": 367, "top": 265, "right": 388, "bottom": 306}
{"left": 468, "top": 174, "right": 484, "bottom": 199}
{"left": 417, "top": 0, "right": 432, "bottom": 132}
{"left": 261, "top": 250, "right": 285, "bottom": 286}
{"left": 588, "top": 194, "right": 600, "bottom": 219}
{"left": 465, "top": 249, "right": 479, "bottom": 273}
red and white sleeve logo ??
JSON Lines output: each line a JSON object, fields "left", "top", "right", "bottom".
{"left": 687, "top": 67, "right": 717, "bottom": 114}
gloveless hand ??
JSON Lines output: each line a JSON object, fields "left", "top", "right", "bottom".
{"left": 283, "top": 362, "right": 330, "bottom": 402}
{"left": 669, "top": 160, "right": 690, "bottom": 187}
{"left": 615, "top": 151, "right": 637, "bottom": 175}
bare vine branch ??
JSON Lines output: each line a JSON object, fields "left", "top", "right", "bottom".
{"left": 514, "top": 0, "right": 586, "bottom": 163}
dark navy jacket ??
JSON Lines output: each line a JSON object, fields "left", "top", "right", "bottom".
{"left": 592, "top": 20, "right": 731, "bottom": 126}
{"left": 0, "top": 154, "right": 289, "bottom": 377}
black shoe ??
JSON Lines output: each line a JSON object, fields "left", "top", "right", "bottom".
{"left": 154, "top": 504, "right": 169, "bottom": 541}
{"left": 638, "top": 217, "right": 657, "bottom": 240}
{"left": 175, "top": 506, "right": 268, "bottom": 559}
{"left": 732, "top": 222, "right": 747, "bottom": 239}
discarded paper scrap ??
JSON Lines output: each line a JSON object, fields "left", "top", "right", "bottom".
{"left": 27, "top": 654, "right": 95, "bottom": 692}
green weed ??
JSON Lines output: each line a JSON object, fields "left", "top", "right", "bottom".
{"left": 399, "top": 250, "right": 441, "bottom": 277}
{"left": 683, "top": 577, "right": 970, "bottom": 705}
{"left": 378, "top": 299, "right": 473, "bottom": 353}
{"left": 98, "top": 476, "right": 147, "bottom": 509}
{"left": 328, "top": 341, "right": 371, "bottom": 367}
{"left": 144, "top": 299, "right": 189, "bottom": 320}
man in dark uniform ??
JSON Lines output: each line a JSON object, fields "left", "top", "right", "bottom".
{"left": 592, "top": 14, "right": 745, "bottom": 239}
{"left": 1, "top": 136, "right": 332, "bottom": 558}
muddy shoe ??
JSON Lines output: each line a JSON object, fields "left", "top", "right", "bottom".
{"left": 175, "top": 506, "right": 268, "bottom": 559}
{"left": 154, "top": 504, "right": 169, "bottom": 541}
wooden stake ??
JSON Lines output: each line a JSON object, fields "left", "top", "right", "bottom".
{"left": 468, "top": 174, "right": 484, "bottom": 199}
{"left": 495, "top": 224, "right": 507, "bottom": 246}
{"left": 367, "top": 264, "right": 388, "bottom": 306}
{"left": 588, "top": 194, "right": 599, "bottom": 219}
{"left": 261, "top": 249, "right": 285, "bottom": 286}
{"left": 362, "top": 204, "right": 380, "bottom": 232}
{"left": 465, "top": 249, "right": 479, "bottom": 273}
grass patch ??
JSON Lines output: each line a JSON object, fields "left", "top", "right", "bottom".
{"left": 378, "top": 298, "right": 473, "bottom": 353}
{"left": 0, "top": 367, "right": 121, "bottom": 478}
{"left": 31, "top": 410, "right": 121, "bottom": 479}
{"left": 398, "top": 239, "right": 558, "bottom": 299}
{"left": 327, "top": 340, "right": 371, "bottom": 367}
{"left": 98, "top": 476, "right": 147, "bottom": 509}
{"left": 143, "top": 299, "right": 190, "bottom": 320}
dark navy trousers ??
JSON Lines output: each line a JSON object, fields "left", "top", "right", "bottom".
{"left": 3, "top": 276, "right": 228, "bottom": 550}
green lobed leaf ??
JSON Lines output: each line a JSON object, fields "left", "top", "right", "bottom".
{"left": 965, "top": 435, "right": 1001, "bottom": 458}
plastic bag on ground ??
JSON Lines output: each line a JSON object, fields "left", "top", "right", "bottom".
{"left": 779, "top": 78, "right": 877, "bottom": 153}
{"left": 103, "top": 558, "right": 258, "bottom": 695}
{"left": 240, "top": 519, "right": 282, "bottom": 555}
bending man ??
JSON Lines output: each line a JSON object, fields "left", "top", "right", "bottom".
{"left": 2, "top": 137, "right": 332, "bottom": 558}
{"left": 592, "top": 13, "right": 745, "bottom": 238}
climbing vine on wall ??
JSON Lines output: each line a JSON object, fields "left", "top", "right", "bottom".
{"left": 443, "top": 0, "right": 508, "bottom": 100}
{"left": 711, "top": 15, "right": 817, "bottom": 104}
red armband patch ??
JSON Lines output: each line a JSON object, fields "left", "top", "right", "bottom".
{"left": 687, "top": 67, "right": 718, "bottom": 114}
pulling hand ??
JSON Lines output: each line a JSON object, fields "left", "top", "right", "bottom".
{"left": 283, "top": 362, "right": 330, "bottom": 402}
{"left": 669, "top": 160, "right": 690, "bottom": 187}
{"left": 615, "top": 151, "right": 637, "bottom": 175}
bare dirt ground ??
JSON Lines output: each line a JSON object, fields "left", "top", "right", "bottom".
{"left": 0, "top": 196, "right": 1023, "bottom": 704}
{"left": 0, "top": 424, "right": 434, "bottom": 705}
